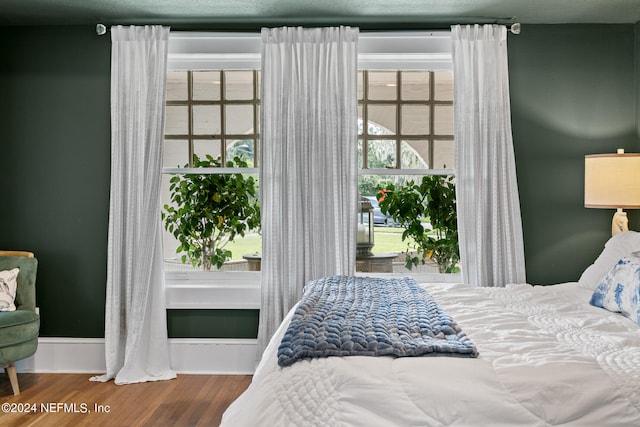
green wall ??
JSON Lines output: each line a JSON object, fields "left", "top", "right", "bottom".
{"left": 0, "top": 24, "right": 638, "bottom": 338}
{"left": 509, "top": 25, "right": 639, "bottom": 284}
{"left": 0, "top": 27, "right": 111, "bottom": 337}
{"left": 167, "top": 310, "right": 259, "bottom": 339}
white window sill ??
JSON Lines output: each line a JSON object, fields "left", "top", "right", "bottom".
{"left": 165, "top": 271, "right": 261, "bottom": 310}
{"left": 165, "top": 270, "right": 462, "bottom": 310}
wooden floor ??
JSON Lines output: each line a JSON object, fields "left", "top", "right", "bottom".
{"left": 0, "top": 372, "right": 252, "bottom": 426}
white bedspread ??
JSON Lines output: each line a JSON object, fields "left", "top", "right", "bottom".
{"left": 221, "top": 282, "right": 640, "bottom": 426}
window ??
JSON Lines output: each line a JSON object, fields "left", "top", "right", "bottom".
{"left": 357, "top": 70, "right": 455, "bottom": 276}
{"left": 164, "top": 70, "right": 260, "bottom": 168}
{"left": 162, "top": 32, "right": 457, "bottom": 299}
{"left": 358, "top": 70, "right": 454, "bottom": 171}
{"left": 162, "top": 70, "right": 262, "bottom": 272}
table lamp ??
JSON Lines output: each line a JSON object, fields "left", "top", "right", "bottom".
{"left": 585, "top": 149, "right": 640, "bottom": 235}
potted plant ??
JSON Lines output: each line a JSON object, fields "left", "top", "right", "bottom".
{"left": 377, "top": 175, "right": 459, "bottom": 273}
{"left": 162, "top": 154, "right": 260, "bottom": 271}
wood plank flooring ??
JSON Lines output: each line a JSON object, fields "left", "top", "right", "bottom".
{"left": 0, "top": 372, "right": 252, "bottom": 426}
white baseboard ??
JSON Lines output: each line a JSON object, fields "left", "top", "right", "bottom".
{"left": 15, "top": 337, "right": 258, "bottom": 375}
{"left": 168, "top": 338, "right": 258, "bottom": 374}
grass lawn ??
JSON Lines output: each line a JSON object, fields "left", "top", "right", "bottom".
{"left": 225, "top": 233, "right": 261, "bottom": 260}
{"left": 371, "top": 226, "right": 413, "bottom": 254}
{"left": 225, "top": 226, "right": 411, "bottom": 260}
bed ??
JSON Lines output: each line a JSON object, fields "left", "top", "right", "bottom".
{"left": 221, "top": 232, "right": 640, "bottom": 426}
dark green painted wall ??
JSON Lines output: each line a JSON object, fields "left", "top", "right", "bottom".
{"left": 509, "top": 25, "right": 639, "bottom": 284}
{"left": 637, "top": 22, "right": 640, "bottom": 149}
{"left": 0, "top": 24, "right": 638, "bottom": 337}
{"left": 0, "top": 27, "right": 111, "bottom": 337}
{"left": 167, "top": 310, "right": 259, "bottom": 339}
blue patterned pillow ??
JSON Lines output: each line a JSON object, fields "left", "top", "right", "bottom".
{"left": 590, "top": 253, "right": 640, "bottom": 325}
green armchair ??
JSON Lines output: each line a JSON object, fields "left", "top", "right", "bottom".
{"left": 0, "top": 251, "right": 40, "bottom": 395}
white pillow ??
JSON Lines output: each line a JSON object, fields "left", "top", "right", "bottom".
{"left": 590, "top": 252, "right": 640, "bottom": 325}
{"left": 578, "top": 231, "right": 640, "bottom": 290}
{"left": 0, "top": 268, "right": 20, "bottom": 312}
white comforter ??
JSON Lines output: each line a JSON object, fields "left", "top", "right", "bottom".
{"left": 221, "top": 282, "right": 640, "bottom": 426}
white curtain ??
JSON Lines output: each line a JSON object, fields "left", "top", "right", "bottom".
{"left": 257, "top": 26, "right": 359, "bottom": 355}
{"left": 452, "top": 24, "right": 526, "bottom": 287}
{"left": 91, "top": 25, "right": 176, "bottom": 384}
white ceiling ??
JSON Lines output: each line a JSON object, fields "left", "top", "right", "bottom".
{"left": 0, "top": 0, "right": 639, "bottom": 27}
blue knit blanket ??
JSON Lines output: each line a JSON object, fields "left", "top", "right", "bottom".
{"left": 277, "top": 276, "right": 479, "bottom": 367}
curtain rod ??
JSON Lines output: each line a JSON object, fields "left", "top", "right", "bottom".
{"left": 96, "top": 22, "right": 521, "bottom": 36}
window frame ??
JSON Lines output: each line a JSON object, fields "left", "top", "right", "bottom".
{"left": 165, "top": 70, "right": 261, "bottom": 170}
{"left": 358, "top": 70, "right": 455, "bottom": 173}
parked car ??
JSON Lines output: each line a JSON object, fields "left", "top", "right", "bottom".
{"left": 364, "top": 196, "right": 392, "bottom": 226}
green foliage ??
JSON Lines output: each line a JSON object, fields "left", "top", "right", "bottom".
{"left": 358, "top": 175, "right": 394, "bottom": 198}
{"left": 227, "top": 139, "right": 255, "bottom": 166}
{"left": 162, "top": 154, "right": 261, "bottom": 270}
{"left": 377, "top": 175, "right": 459, "bottom": 273}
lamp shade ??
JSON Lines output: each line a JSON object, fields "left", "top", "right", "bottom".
{"left": 585, "top": 152, "right": 640, "bottom": 209}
